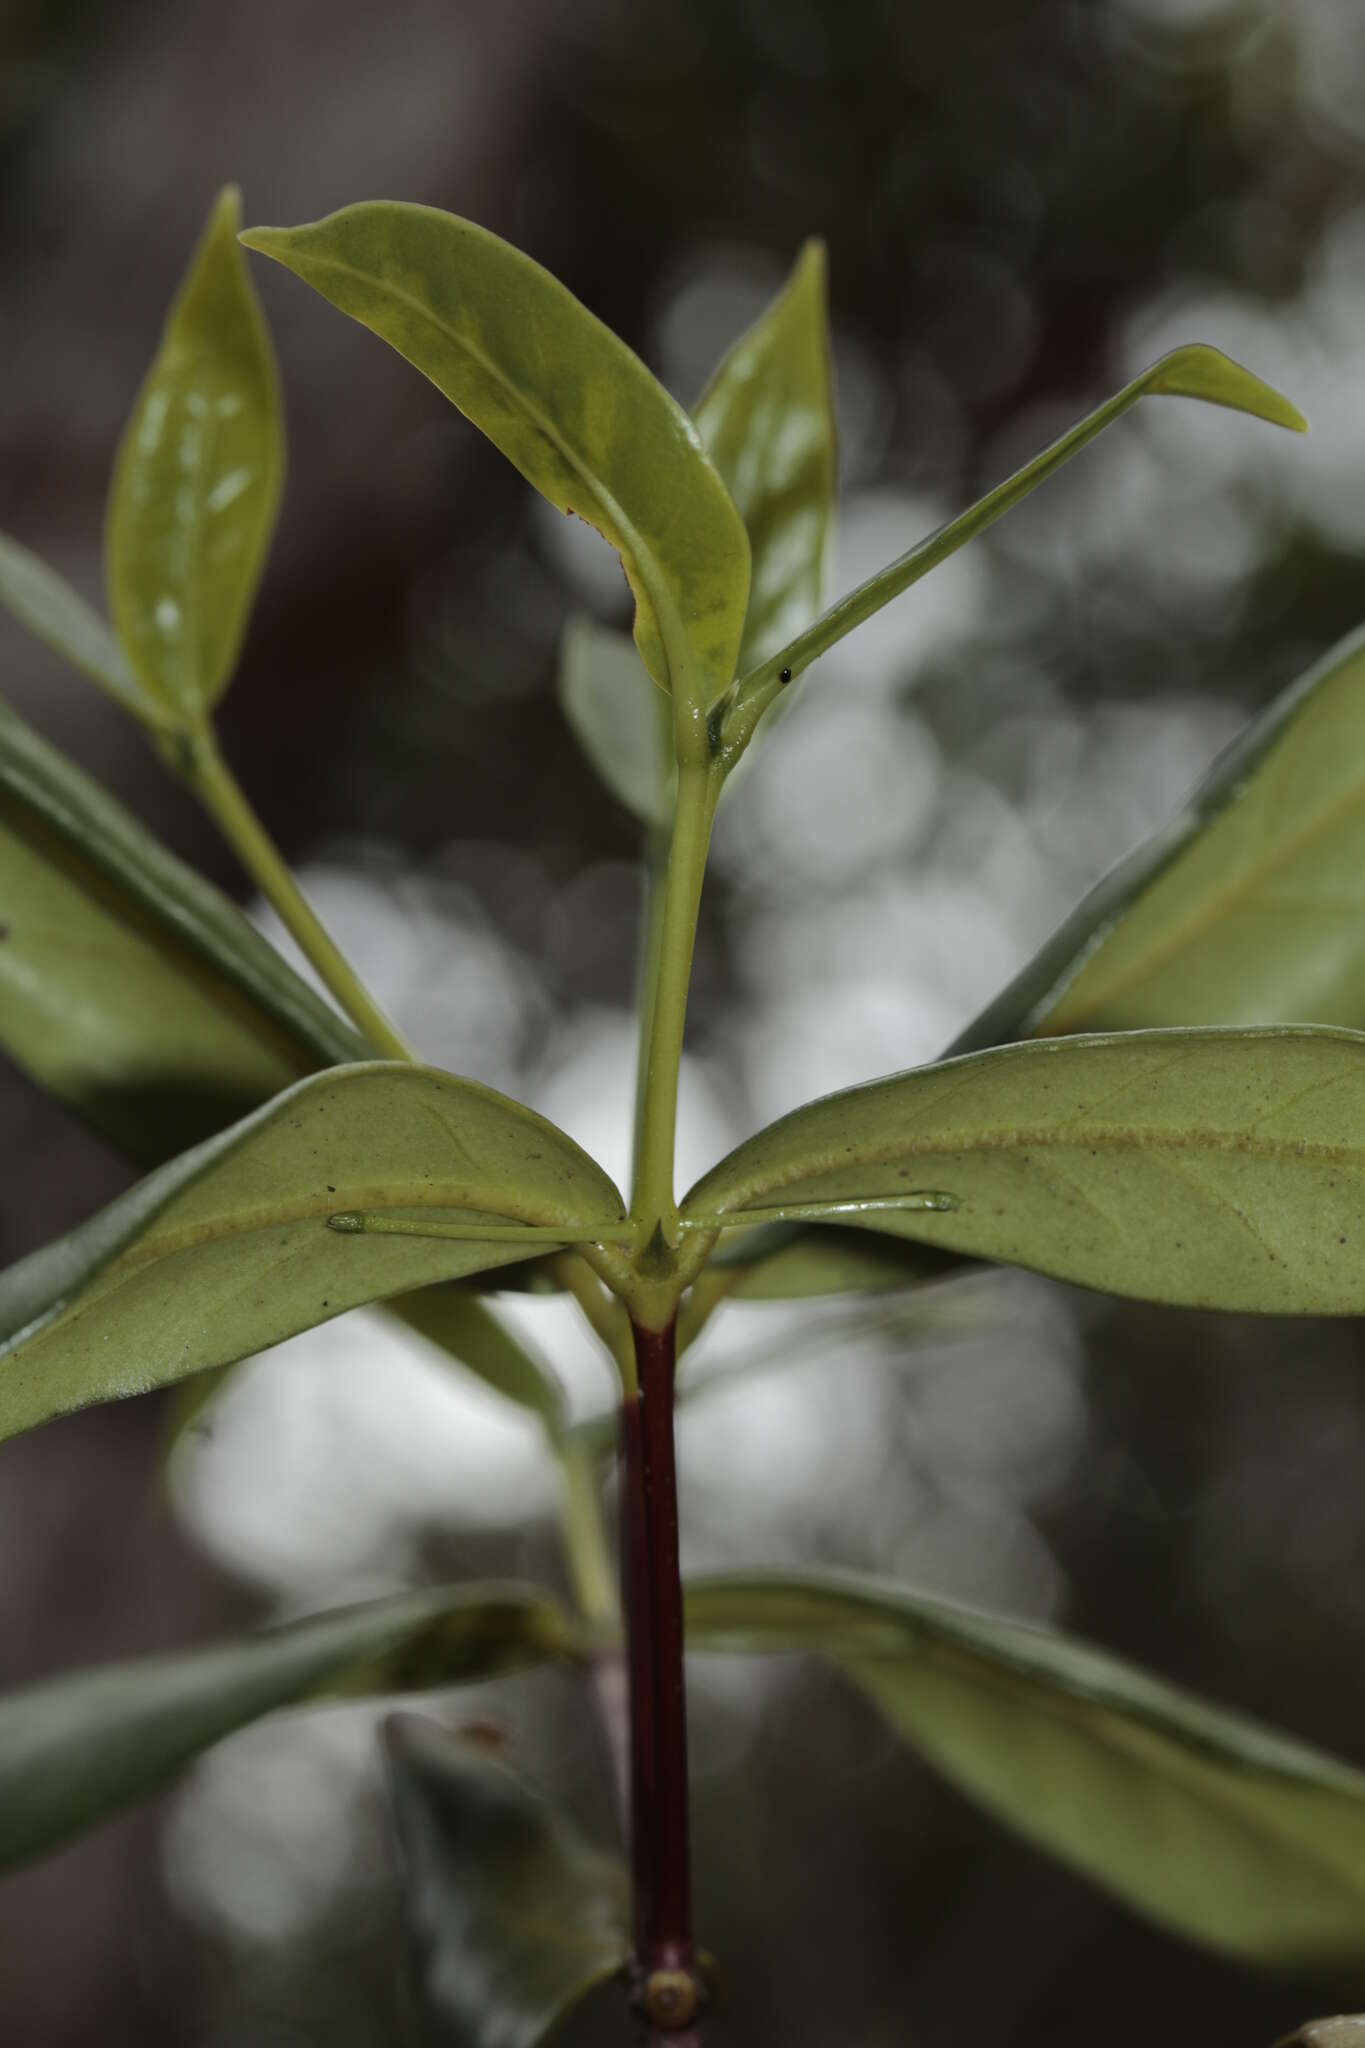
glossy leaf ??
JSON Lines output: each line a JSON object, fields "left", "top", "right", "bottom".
{"left": 0, "top": 1583, "right": 573, "bottom": 1872}
{"left": 107, "top": 186, "right": 283, "bottom": 721}
{"left": 725, "top": 344, "right": 1306, "bottom": 736}
{"left": 955, "top": 625, "right": 1365, "bottom": 1054}
{"left": 241, "top": 202, "right": 750, "bottom": 717}
{"left": 694, "top": 241, "right": 835, "bottom": 672}
{"left": 557, "top": 615, "right": 673, "bottom": 828}
{"left": 0, "top": 696, "right": 365, "bottom": 1162}
{"left": 386, "top": 1714, "right": 630, "bottom": 2048}
{"left": 681, "top": 1026, "right": 1365, "bottom": 1315}
{"left": 0, "top": 532, "right": 161, "bottom": 723}
{"left": 0, "top": 1063, "right": 625, "bottom": 1443}
{"left": 687, "top": 1570, "right": 1365, "bottom": 1970}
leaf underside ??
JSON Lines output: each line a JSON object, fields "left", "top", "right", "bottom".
{"left": 687, "top": 1570, "right": 1365, "bottom": 1971}
{"left": 387, "top": 1715, "right": 629, "bottom": 2048}
{"left": 0, "top": 1583, "right": 571, "bottom": 1872}
{"left": 0, "top": 1062, "right": 623, "bottom": 1443}
{"left": 683, "top": 1026, "right": 1365, "bottom": 1315}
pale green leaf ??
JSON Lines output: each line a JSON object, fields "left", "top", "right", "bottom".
{"left": 107, "top": 186, "right": 283, "bottom": 720}
{"left": 0, "top": 1063, "right": 624, "bottom": 1443}
{"left": 743, "top": 626, "right": 1365, "bottom": 1298}
{"left": 681, "top": 1026, "right": 1365, "bottom": 1315}
{"left": 0, "top": 1583, "right": 573, "bottom": 1871}
{"left": 387, "top": 1715, "right": 629, "bottom": 2048}
{"left": 707, "top": 1219, "right": 955, "bottom": 1299}
{"left": 557, "top": 615, "right": 673, "bottom": 828}
{"left": 393, "top": 1287, "right": 566, "bottom": 1436}
{"left": 956, "top": 625, "right": 1365, "bottom": 1052}
{"left": 0, "top": 696, "right": 364, "bottom": 1163}
{"left": 694, "top": 240, "right": 835, "bottom": 672}
{"left": 160, "top": 1291, "right": 567, "bottom": 1476}
{"left": 241, "top": 202, "right": 750, "bottom": 717}
{"left": 687, "top": 1570, "right": 1365, "bottom": 1970}
{"left": 0, "top": 532, "right": 164, "bottom": 723}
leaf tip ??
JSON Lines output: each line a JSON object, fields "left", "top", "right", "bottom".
{"left": 1145, "top": 343, "right": 1309, "bottom": 435}
{"left": 210, "top": 184, "right": 244, "bottom": 234}
{"left": 237, "top": 224, "right": 285, "bottom": 261}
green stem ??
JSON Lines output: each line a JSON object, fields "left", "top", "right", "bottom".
{"left": 720, "top": 354, "right": 1304, "bottom": 757}
{"left": 630, "top": 762, "right": 720, "bottom": 1248}
{"left": 177, "top": 727, "right": 414, "bottom": 1061}
{"left": 550, "top": 1252, "right": 637, "bottom": 1394}
{"left": 558, "top": 1428, "right": 618, "bottom": 1631}
{"left": 631, "top": 822, "right": 672, "bottom": 1203}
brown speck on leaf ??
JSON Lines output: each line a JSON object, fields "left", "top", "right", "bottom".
{"left": 458, "top": 1719, "right": 508, "bottom": 1752}
{"left": 0, "top": 924, "right": 10, "bottom": 940}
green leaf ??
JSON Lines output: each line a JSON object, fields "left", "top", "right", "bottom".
{"left": 725, "top": 344, "right": 1305, "bottom": 738}
{"left": 955, "top": 624, "right": 1365, "bottom": 1053}
{"left": 0, "top": 696, "right": 365, "bottom": 1163}
{"left": 557, "top": 615, "right": 673, "bottom": 828}
{"left": 107, "top": 186, "right": 283, "bottom": 721}
{"left": 686, "top": 1570, "right": 1365, "bottom": 1971}
{"left": 0, "top": 1583, "right": 573, "bottom": 1872}
{"left": 386, "top": 1715, "right": 630, "bottom": 2048}
{"left": 394, "top": 1287, "right": 566, "bottom": 1436}
{"left": 694, "top": 241, "right": 835, "bottom": 673}
{"left": 737, "top": 625, "right": 1365, "bottom": 1299}
{"left": 707, "top": 1220, "right": 956, "bottom": 1299}
{"left": 681, "top": 1025, "right": 1365, "bottom": 1315}
{"left": 241, "top": 202, "right": 750, "bottom": 720}
{"left": 0, "top": 533, "right": 165, "bottom": 724}
{"left": 0, "top": 1062, "right": 625, "bottom": 1443}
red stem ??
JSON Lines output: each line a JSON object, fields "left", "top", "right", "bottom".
{"left": 622, "top": 1315, "right": 698, "bottom": 2006}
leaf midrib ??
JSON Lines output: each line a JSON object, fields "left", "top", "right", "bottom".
{"left": 110, "top": 1183, "right": 615, "bottom": 1275}
{"left": 285, "top": 244, "right": 702, "bottom": 701}
{"left": 1045, "top": 761, "right": 1365, "bottom": 1030}
{"left": 687, "top": 1581, "right": 1365, "bottom": 1793}
{"left": 699, "top": 1118, "right": 1365, "bottom": 1217}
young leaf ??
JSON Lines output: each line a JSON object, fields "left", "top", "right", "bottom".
{"left": 686, "top": 1570, "right": 1365, "bottom": 1970}
{"left": 0, "top": 1063, "right": 625, "bottom": 1443}
{"left": 694, "top": 240, "right": 836, "bottom": 672}
{"left": 0, "top": 533, "right": 164, "bottom": 724}
{"left": 726, "top": 344, "right": 1305, "bottom": 736}
{"left": 557, "top": 615, "right": 674, "bottom": 828}
{"left": 0, "top": 1583, "right": 573, "bottom": 1872}
{"left": 955, "top": 624, "right": 1365, "bottom": 1053}
{"left": 0, "top": 697, "right": 365, "bottom": 1162}
{"left": 386, "top": 1715, "right": 630, "bottom": 2048}
{"left": 240, "top": 203, "right": 751, "bottom": 721}
{"left": 107, "top": 186, "right": 283, "bottom": 722}
{"left": 681, "top": 1026, "right": 1365, "bottom": 1315}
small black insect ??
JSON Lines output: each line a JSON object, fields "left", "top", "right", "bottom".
{"left": 779, "top": 665, "right": 792, "bottom": 684}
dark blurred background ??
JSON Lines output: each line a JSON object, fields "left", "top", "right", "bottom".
{"left": 4, "top": 0, "right": 1365, "bottom": 2041}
